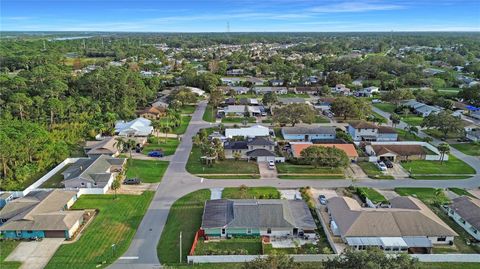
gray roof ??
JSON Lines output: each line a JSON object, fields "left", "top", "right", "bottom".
{"left": 282, "top": 125, "right": 336, "bottom": 135}
{"left": 449, "top": 196, "right": 480, "bottom": 230}
{"left": 224, "top": 140, "right": 248, "bottom": 150}
{"left": 201, "top": 199, "right": 316, "bottom": 230}
{"left": 62, "top": 155, "right": 126, "bottom": 186}
{"left": 278, "top": 98, "right": 306, "bottom": 105}
{"left": 246, "top": 149, "right": 276, "bottom": 157}
{"left": 247, "top": 137, "right": 275, "bottom": 146}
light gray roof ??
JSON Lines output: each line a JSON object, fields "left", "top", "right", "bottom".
{"left": 449, "top": 196, "right": 480, "bottom": 230}
{"left": 247, "top": 137, "right": 275, "bottom": 146}
{"left": 62, "top": 155, "right": 126, "bottom": 186}
{"left": 282, "top": 125, "right": 336, "bottom": 135}
{"left": 246, "top": 149, "right": 276, "bottom": 157}
{"left": 201, "top": 199, "right": 316, "bottom": 230}
{"left": 278, "top": 98, "right": 306, "bottom": 105}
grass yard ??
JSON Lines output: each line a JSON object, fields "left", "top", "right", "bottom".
{"left": 222, "top": 186, "right": 280, "bottom": 199}
{"left": 46, "top": 192, "right": 154, "bottom": 269}
{"left": 175, "top": 116, "right": 191, "bottom": 134}
{"left": 396, "top": 128, "right": 423, "bottom": 141}
{"left": 221, "top": 117, "right": 257, "bottom": 123}
{"left": 411, "top": 175, "right": 473, "bottom": 180}
{"left": 125, "top": 159, "right": 168, "bottom": 183}
{"left": 194, "top": 238, "right": 262, "bottom": 255}
{"left": 179, "top": 105, "right": 196, "bottom": 114}
{"left": 276, "top": 163, "right": 344, "bottom": 175}
{"left": 401, "top": 154, "right": 475, "bottom": 175}
{"left": 186, "top": 146, "right": 259, "bottom": 176}
{"left": 39, "top": 163, "right": 72, "bottom": 188}
{"left": 394, "top": 188, "right": 449, "bottom": 205}
{"left": 314, "top": 115, "right": 330, "bottom": 123}
{"left": 451, "top": 143, "right": 480, "bottom": 156}
{"left": 157, "top": 189, "right": 210, "bottom": 265}
{"left": 423, "top": 128, "right": 462, "bottom": 139}
{"left": 373, "top": 103, "right": 396, "bottom": 113}
{"left": 274, "top": 127, "right": 284, "bottom": 140}
{"left": 142, "top": 137, "right": 180, "bottom": 156}
{"left": 420, "top": 263, "right": 480, "bottom": 269}
{"left": 448, "top": 188, "right": 474, "bottom": 197}
{"left": 278, "top": 175, "right": 345, "bottom": 179}
{"left": 0, "top": 240, "right": 21, "bottom": 269}
{"left": 357, "top": 187, "right": 388, "bottom": 204}
{"left": 202, "top": 104, "right": 217, "bottom": 123}
{"left": 401, "top": 115, "right": 424, "bottom": 126}
{"left": 357, "top": 162, "right": 394, "bottom": 179}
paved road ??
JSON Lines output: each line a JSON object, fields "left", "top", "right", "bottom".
{"left": 111, "top": 103, "right": 480, "bottom": 269}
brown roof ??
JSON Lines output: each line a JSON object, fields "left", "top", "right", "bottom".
{"left": 327, "top": 196, "right": 457, "bottom": 238}
{"left": 296, "top": 86, "right": 320, "bottom": 92}
{"left": 349, "top": 121, "right": 378, "bottom": 129}
{"left": 377, "top": 126, "right": 397, "bottom": 134}
{"left": 372, "top": 145, "right": 426, "bottom": 157}
{"left": 136, "top": 106, "right": 166, "bottom": 116}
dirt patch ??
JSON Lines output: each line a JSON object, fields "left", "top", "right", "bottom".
{"left": 107, "top": 183, "right": 159, "bottom": 195}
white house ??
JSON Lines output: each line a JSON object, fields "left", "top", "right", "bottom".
{"left": 253, "top": 87, "right": 288, "bottom": 95}
{"left": 225, "top": 125, "right": 270, "bottom": 138}
{"left": 115, "top": 117, "right": 153, "bottom": 137}
{"left": 185, "top": 86, "right": 205, "bottom": 96}
{"left": 221, "top": 105, "right": 261, "bottom": 117}
{"left": 347, "top": 121, "right": 398, "bottom": 142}
{"left": 446, "top": 196, "right": 480, "bottom": 241}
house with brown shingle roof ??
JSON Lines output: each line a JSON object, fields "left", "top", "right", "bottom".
{"left": 136, "top": 106, "right": 167, "bottom": 120}
{"left": 364, "top": 141, "right": 445, "bottom": 162}
{"left": 348, "top": 121, "right": 398, "bottom": 142}
{"left": 327, "top": 196, "right": 457, "bottom": 253}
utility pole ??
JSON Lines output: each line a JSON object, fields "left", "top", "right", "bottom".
{"left": 179, "top": 231, "right": 182, "bottom": 263}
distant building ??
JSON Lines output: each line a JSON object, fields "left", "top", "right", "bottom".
{"left": 225, "top": 125, "right": 270, "bottom": 139}
{"left": 253, "top": 87, "right": 288, "bottom": 95}
{"left": 115, "top": 117, "right": 153, "bottom": 137}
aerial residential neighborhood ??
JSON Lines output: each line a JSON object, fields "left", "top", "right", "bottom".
{"left": 1, "top": 2, "right": 480, "bottom": 269}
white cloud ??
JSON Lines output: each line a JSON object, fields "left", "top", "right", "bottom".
{"left": 310, "top": 1, "right": 405, "bottom": 13}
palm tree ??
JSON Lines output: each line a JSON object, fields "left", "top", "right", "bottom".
{"left": 404, "top": 125, "right": 418, "bottom": 139}
{"left": 126, "top": 139, "right": 137, "bottom": 159}
{"left": 437, "top": 143, "right": 450, "bottom": 165}
{"left": 114, "top": 137, "right": 126, "bottom": 154}
{"left": 160, "top": 122, "right": 172, "bottom": 143}
{"left": 152, "top": 120, "right": 162, "bottom": 137}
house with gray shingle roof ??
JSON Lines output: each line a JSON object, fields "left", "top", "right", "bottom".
{"left": 282, "top": 125, "right": 336, "bottom": 141}
{"left": 446, "top": 196, "right": 480, "bottom": 241}
{"left": 201, "top": 199, "right": 316, "bottom": 238}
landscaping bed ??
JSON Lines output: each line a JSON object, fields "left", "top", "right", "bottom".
{"left": 157, "top": 189, "right": 211, "bottom": 264}
{"left": 46, "top": 192, "right": 154, "bottom": 269}
{"left": 125, "top": 159, "right": 168, "bottom": 183}
{"left": 451, "top": 142, "right": 480, "bottom": 156}
{"left": 357, "top": 162, "right": 394, "bottom": 179}
{"left": 400, "top": 154, "right": 475, "bottom": 175}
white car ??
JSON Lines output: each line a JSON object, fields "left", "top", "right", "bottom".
{"left": 376, "top": 161, "right": 387, "bottom": 171}
{"left": 268, "top": 160, "right": 275, "bottom": 170}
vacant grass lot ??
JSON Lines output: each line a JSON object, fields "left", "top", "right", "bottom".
{"left": 373, "top": 103, "right": 396, "bottom": 113}
{"left": 179, "top": 105, "right": 196, "bottom": 114}
{"left": 278, "top": 175, "right": 345, "bottom": 179}
{"left": 142, "top": 137, "right": 180, "bottom": 156}
{"left": 222, "top": 187, "right": 280, "bottom": 199}
{"left": 357, "top": 187, "right": 388, "bottom": 204}
{"left": 395, "top": 188, "right": 449, "bottom": 205}
{"left": 451, "top": 143, "right": 480, "bottom": 156}
{"left": 401, "top": 154, "right": 475, "bottom": 175}
{"left": 46, "top": 192, "right": 154, "bottom": 269}
{"left": 0, "top": 240, "right": 21, "bottom": 269}
{"left": 125, "top": 159, "right": 168, "bottom": 183}
{"left": 357, "top": 162, "right": 394, "bottom": 179}
{"left": 157, "top": 189, "right": 210, "bottom": 265}
{"left": 202, "top": 104, "right": 216, "bottom": 122}
{"left": 194, "top": 238, "right": 262, "bottom": 255}
{"left": 396, "top": 128, "right": 423, "bottom": 141}
{"left": 186, "top": 146, "right": 259, "bottom": 176}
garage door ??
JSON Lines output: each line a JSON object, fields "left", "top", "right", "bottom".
{"left": 44, "top": 230, "right": 66, "bottom": 238}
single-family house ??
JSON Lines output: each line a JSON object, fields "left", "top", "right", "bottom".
{"left": 270, "top": 79, "right": 284, "bottom": 86}
{"left": 314, "top": 97, "right": 336, "bottom": 111}
{"left": 327, "top": 196, "right": 458, "bottom": 253}
{"left": 282, "top": 125, "right": 336, "bottom": 141}
{"left": 278, "top": 98, "right": 306, "bottom": 105}
{"left": 0, "top": 190, "right": 84, "bottom": 239}
{"left": 84, "top": 136, "right": 146, "bottom": 158}
{"left": 221, "top": 77, "right": 244, "bottom": 86}
{"left": 239, "top": 98, "right": 259, "bottom": 106}
{"left": 61, "top": 155, "right": 126, "bottom": 193}
{"left": 253, "top": 87, "right": 288, "bottom": 95}
{"left": 224, "top": 137, "right": 276, "bottom": 161}
{"left": 446, "top": 196, "right": 480, "bottom": 241}
{"left": 201, "top": 199, "right": 316, "bottom": 238}
{"left": 0, "top": 193, "right": 14, "bottom": 209}
{"left": 185, "top": 86, "right": 205, "bottom": 96}
{"left": 466, "top": 130, "right": 480, "bottom": 142}
{"left": 364, "top": 141, "right": 445, "bottom": 162}
{"left": 403, "top": 100, "right": 442, "bottom": 117}
{"left": 294, "top": 86, "right": 320, "bottom": 95}
{"left": 355, "top": 86, "right": 379, "bottom": 97}
{"left": 246, "top": 77, "right": 266, "bottom": 86}
{"left": 225, "top": 125, "right": 271, "bottom": 139}
{"left": 115, "top": 117, "right": 153, "bottom": 137}
{"left": 226, "top": 69, "right": 244, "bottom": 76}
{"left": 348, "top": 121, "right": 398, "bottom": 142}
{"left": 290, "top": 142, "right": 358, "bottom": 161}
{"left": 221, "top": 105, "right": 261, "bottom": 117}
{"left": 334, "top": 84, "right": 351, "bottom": 96}
{"left": 136, "top": 106, "right": 166, "bottom": 120}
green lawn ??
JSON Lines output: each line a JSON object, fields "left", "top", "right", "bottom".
{"left": 357, "top": 187, "right": 388, "bottom": 204}
{"left": 194, "top": 238, "right": 262, "bottom": 255}
{"left": 314, "top": 115, "right": 330, "bottom": 123}
{"left": 394, "top": 188, "right": 449, "bottom": 205}
{"left": 142, "top": 137, "right": 180, "bottom": 156}
{"left": 373, "top": 103, "right": 396, "bottom": 113}
{"left": 0, "top": 240, "right": 21, "bottom": 269}
{"left": 179, "top": 105, "right": 196, "bottom": 114}
{"left": 401, "top": 115, "right": 424, "bottom": 126}
{"left": 411, "top": 175, "right": 473, "bottom": 180}
{"left": 401, "top": 154, "right": 475, "bottom": 175}
{"left": 221, "top": 117, "right": 257, "bottom": 123}
{"left": 448, "top": 188, "right": 473, "bottom": 197}
{"left": 125, "top": 159, "right": 169, "bottom": 183}
{"left": 451, "top": 143, "right": 480, "bottom": 156}
{"left": 222, "top": 186, "right": 280, "bottom": 199}
{"left": 423, "top": 128, "right": 462, "bottom": 139}
{"left": 274, "top": 127, "right": 284, "bottom": 140}
{"left": 420, "top": 263, "right": 480, "bottom": 269}
{"left": 202, "top": 104, "right": 217, "bottom": 123}
{"left": 186, "top": 146, "right": 259, "bottom": 176}
{"left": 276, "top": 163, "right": 344, "bottom": 175}
{"left": 157, "top": 189, "right": 210, "bottom": 265}
{"left": 39, "top": 164, "right": 72, "bottom": 188}
{"left": 46, "top": 192, "right": 154, "bottom": 269}
{"left": 357, "top": 162, "right": 394, "bottom": 179}
{"left": 396, "top": 128, "right": 423, "bottom": 141}
{"left": 158, "top": 116, "right": 191, "bottom": 135}
{"left": 278, "top": 175, "right": 345, "bottom": 179}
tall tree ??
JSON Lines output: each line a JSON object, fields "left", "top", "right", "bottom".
{"left": 437, "top": 143, "right": 450, "bottom": 165}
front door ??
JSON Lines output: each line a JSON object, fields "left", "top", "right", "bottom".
{"left": 293, "top": 228, "right": 298, "bottom": 236}
{"left": 221, "top": 228, "right": 226, "bottom": 236}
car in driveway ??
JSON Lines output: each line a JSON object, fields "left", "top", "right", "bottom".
{"left": 383, "top": 159, "right": 393, "bottom": 168}
{"left": 148, "top": 151, "right": 164, "bottom": 157}
{"left": 376, "top": 161, "right": 387, "bottom": 171}
{"left": 268, "top": 160, "right": 275, "bottom": 170}
{"left": 123, "top": 178, "right": 141, "bottom": 185}
{"left": 318, "top": 194, "right": 327, "bottom": 205}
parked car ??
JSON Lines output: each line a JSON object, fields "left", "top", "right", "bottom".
{"left": 376, "top": 161, "right": 387, "bottom": 171}
{"left": 268, "top": 160, "right": 275, "bottom": 170}
{"left": 383, "top": 159, "right": 393, "bottom": 168}
{"left": 148, "top": 151, "right": 164, "bottom": 157}
{"left": 318, "top": 195, "right": 327, "bottom": 205}
{"left": 371, "top": 99, "right": 382, "bottom": 104}
{"left": 123, "top": 178, "right": 141, "bottom": 185}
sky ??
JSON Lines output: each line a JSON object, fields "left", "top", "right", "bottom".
{"left": 1, "top": 0, "right": 479, "bottom": 32}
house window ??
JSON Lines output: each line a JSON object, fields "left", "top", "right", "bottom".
{"left": 247, "top": 228, "right": 252, "bottom": 234}
{"left": 437, "top": 236, "right": 447, "bottom": 242}
{"left": 27, "top": 230, "right": 33, "bottom": 233}
{"left": 221, "top": 228, "right": 226, "bottom": 235}
{"left": 267, "top": 228, "right": 272, "bottom": 234}
{"left": 16, "top": 231, "right": 21, "bottom": 236}
{"left": 81, "top": 183, "right": 85, "bottom": 186}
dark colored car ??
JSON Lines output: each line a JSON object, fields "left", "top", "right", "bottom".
{"left": 123, "top": 178, "right": 141, "bottom": 185}
{"left": 383, "top": 159, "right": 394, "bottom": 168}
{"left": 148, "top": 151, "right": 164, "bottom": 157}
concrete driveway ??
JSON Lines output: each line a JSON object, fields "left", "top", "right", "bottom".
{"left": 6, "top": 238, "right": 65, "bottom": 269}
{"left": 388, "top": 163, "right": 409, "bottom": 178}
{"left": 258, "top": 161, "right": 278, "bottom": 179}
